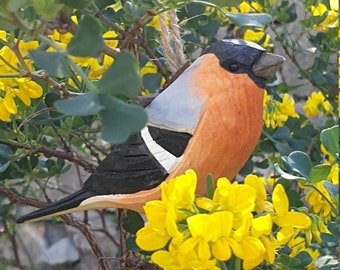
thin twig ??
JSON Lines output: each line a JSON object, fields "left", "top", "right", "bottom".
{"left": 3, "top": 220, "right": 24, "bottom": 270}
{"left": 89, "top": 3, "right": 124, "bottom": 36}
{"left": 138, "top": 37, "right": 168, "bottom": 80}
{"left": 0, "top": 140, "right": 96, "bottom": 172}
{"left": 0, "top": 187, "right": 110, "bottom": 270}
{"left": 18, "top": 107, "right": 55, "bottom": 130}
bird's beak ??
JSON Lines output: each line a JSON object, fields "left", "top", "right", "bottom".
{"left": 252, "top": 53, "right": 285, "bottom": 79}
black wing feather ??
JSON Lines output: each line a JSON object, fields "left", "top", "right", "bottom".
{"left": 16, "top": 126, "right": 192, "bottom": 223}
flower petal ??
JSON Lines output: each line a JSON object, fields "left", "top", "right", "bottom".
{"left": 212, "top": 237, "right": 231, "bottom": 261}
{"left": 136, "top": 226, "right": 170, "bottom": 251}
{"left": 272, "top": 184, "right": 288, "bottom": 216}
{"left": 274, "top": 211, "right": 311, "bottom": 229}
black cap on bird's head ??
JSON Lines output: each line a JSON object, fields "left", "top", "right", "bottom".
{"left": 203, "top": 39, "right": 285, "bottom": 88}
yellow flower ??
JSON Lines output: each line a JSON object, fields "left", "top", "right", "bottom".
{"left": 3, "top": 91, "right": 17, "bottom": 114}
{"left": 213, "top": 178, "right": 256, "bottom": 214}
{"left": 136, "top": 202, "right": 169, "bottom": 250}
{"left": 179, "top": 214, "right": 215, "bottom": 261}
{"left": 251, "top": 214, "right": 273, "bottom": 237}
{"left": 328, "top": 162, "right": 338, "bottom": 184}
{"left": 272, "top": 184, "right": 311, "bottom": 244}
{"left": 244, "top": 174, "right": 273, "bottom": 212}
{"left": 279, "top": 93, "right": 299, "bottom": 118}
{"left": 239, "top": 236, "right": 266, "bottom": 269}
{"left": 311, "top": 3, "right": 339, "bottom": 31}
{"left": 306, "top": 214, "right": 331, "bottom": 244}
{"left": 303, "top": 91, "right": 333, "bottom": 117}
{"left": 263, "top": 91, "right": 299, "bottom": 128}
{"left": 136, "top": 170, "right": 197, "bottom": 251}
{"left": 141, "top": 61, "right": 158, "bottom": 76}
{"left": 0, "top": 44, "right": 43, "bottom": 121}
{"left": 161, "top": 169, "right": 197, "bottom": 211}
{"left": 288, "top": 236, "right": 319, "bottom": 270}
{"left": 244, "top": 28, "right": 272, "bottom": 48}
{"left": 146, "top": 14, "right": 170, "bottom": 29}
{"left": 103, "top": 30, "right": 118, "bottom": 48}
{"left": 233, "top": 1, "right": 263, "bottom": 13}
{"left": 210, "top": 211, "right": 242, "bottom": 261}
{"left": 147, "top": 15, "right": 161, "bottom": 29}
{"left": 305, "top": 181, "right": 336, "bottom": 221}
{"left": 0, "top": 30, "right": 6, "bottom": 42}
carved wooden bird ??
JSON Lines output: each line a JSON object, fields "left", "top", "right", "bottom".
{"left": 17, "top": 39, "right": 284, "bottom": 223}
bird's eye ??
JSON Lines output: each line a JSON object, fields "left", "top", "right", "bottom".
{"left": 229, "top": 63, "right": 239, "bottom": 72}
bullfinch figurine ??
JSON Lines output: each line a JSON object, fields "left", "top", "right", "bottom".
{"left": 17, "top": 39, "right": 284, "bottom": 223}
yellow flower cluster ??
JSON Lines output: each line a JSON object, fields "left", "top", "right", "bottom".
{"left": 305, "top": 143, "right": 338, "bottom": 222}
{"left": 310, "top": 1, "right": 339, "bottom": 31}
{"left": 47, "top": 17, "right": 117, "bottom": 81}
{"left": 136, "top": 170, "right": 311, "bottom": 270}
{"left": 287, "top": 236, "right": 319, "bottom": 270}
{"left": 0, "top": 32, "right": 43, "bottom": 121}
{"left": 263, "top": 90, "right": 299, "bottom": 128}
{"left": 303, "top": 91, "right": 333, "bottom": 118}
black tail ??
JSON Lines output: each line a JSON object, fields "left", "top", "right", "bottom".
{"left": 16, "top": 189, "right": 96, "bottom": 223}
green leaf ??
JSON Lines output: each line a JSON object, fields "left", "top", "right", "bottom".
{"left": 123, "top": 1, "right": 140, "bottom": 19}
{"left": 143, "top": 73, "right": 162, "bottom": 93}
{"left": 294, "top": 251, "right": 313, "bottom": 267}
{"left": 274, "top": 164, "right": 306, "bottom": 181}
{"left": 125, "top": 236, "right": 142, "bottom": 252}
{"left": 274, "top": 142, "right": 292, "bottom": 155}
{"left": 309, "top": 164, "right": 331, "bottom": 184}
{"left": 98, "top": 51, "right": 141, "bottom": 98}
{"left": 29, "top": 51, "right": 69, "bottom": 78}
{"left": 286, "top": 189, "right": 303, "bottom": 208}
{"left": 226, "top": 12, "right": 272, "bottom": 27}
{"left": 0, "top": 16, "right": 18, "bottom": 30}
{"left": 99, "top": 96, "right": 147, "bottom": 144}
{"left": 282, "top": 151, "right": 312, "bottom": 180}
{"left": 59, "top": 0, "right": 93, "bottom": 9}
{"left": 31, "top": 0, "right": 63, "bottom": 19}
{"left": 0, "top": 144, "right": 13, "bottom": 158}
{"left": 272, "top": 126, "right": 292, "bottom": 140}
{"left": 0, "top": 145, "right": 12, "bottom": 173}
{"left": 206, "top": 174, "right": 214, "bottom": 199}
{"left": 320, "top": 125, "right": 338, "bottom": 160}
{"left": 0, "top": 161, "right": 10, "bottom": 173}
{"left": 67, "top": 14, "right": 104, "bottom": 57}
{"left": 122, "top": 210, "right": 145, "bottom": 234}
{"left": 54, "top": 92, "right": 104, "bottom": 116}
{"left": 323, "top": 181, "right": 338, "bottom": 198}
{"left": 5, "top": 0, "right": 30, "bottom": 12}
{"left": 209, "top": 0, "right": 243, "bottom": 7}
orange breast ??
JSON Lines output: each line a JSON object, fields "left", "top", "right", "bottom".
{"left": 167, "top": 54, "right": 264, "bottom": 194}
{"left": 107, "top": 54, "right": 264, "bottom": 212}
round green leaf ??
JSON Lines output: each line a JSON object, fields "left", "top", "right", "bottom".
{"left": 67, "top": 14, "right": 104, "bottom": 57}
{"left": 272, "top": 126, "right": 292, "bottom": 140}
{"left": 143, "top": 73, "right": 162, "bottom": 93}
{"left": 98, "top": 51, "right": 141, "bottom": 98}
{"left": 99, "top": 96, "right": 147, "bottom": 144}
{"left": 309, "top": 164, "right": 331, "bottom": 184}
{"left": 320, "top": 125, "right": 338, "bottom": 160}
{"left": 54, "top": 92, "right": 104, "bottom": 116}
{"left": 282, "top": 151, "right": 312, "bottom": 180}
{"left": 29, "top": 51, "right": 69, "bottom": 78}
{"left": 122, "top": 210, "right": 145, "bottom": 234}
{"left": 226, "top": 12, "right": 272, "bottom": 27}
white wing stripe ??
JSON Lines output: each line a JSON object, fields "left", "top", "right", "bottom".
{"left": 141, "top": 127, "right": 183, "bottom": 173}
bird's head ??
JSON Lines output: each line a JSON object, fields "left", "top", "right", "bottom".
{"left": 203, "top": 39, "right": 285, "bottom": 88}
